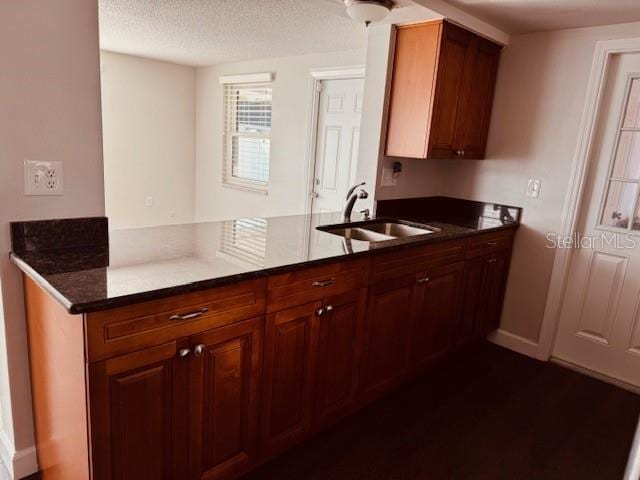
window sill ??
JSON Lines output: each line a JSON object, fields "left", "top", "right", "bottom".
{"left": 222, "top": 181, "right": 269, "bottom": 195}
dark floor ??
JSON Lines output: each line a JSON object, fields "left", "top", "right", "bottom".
{"left": 244, "top": 342, "right": 640, "bottom": 480}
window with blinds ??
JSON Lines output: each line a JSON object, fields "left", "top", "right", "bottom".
{"left": 223, "top": 81, "right": 272, "bottom": 191}
{"left": 219, "top": 218, "right": 267, "bottom": 268}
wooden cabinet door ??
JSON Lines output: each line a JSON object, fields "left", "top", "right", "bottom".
{"left": 478, "top": 250, "right": 511, "bottom": 336}
{"left": 457, "top": 256, "right": 487, "bottom": 346}
{"left": 89, "top": 341, "right": 189, "bottom": 480}
{"left": 410, "top": 262, "right": 464, "bottom": 372}
{"left": 385, "top": 21, "right": 442, "bottom": 158}
{"left": 314, "top": 290, "right": 366, "bottom": 429}
{"left": 428, "top": 22, "right": 472, "bottom": 159}
{"left": 188, "top": 318, "right": 263, "bottom": 480}
{"left": 455, "top": 37, "right": 502, "bottom": 159}
{"left": 359, "top": 277, "right": 415, "bottom": 403}
{"left": 261, "top": 301, "right": 321, "bottom": 458}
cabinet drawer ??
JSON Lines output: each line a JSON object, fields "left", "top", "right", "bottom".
{"left": 465, "top": 230, "right": 514, "bottom": 259}
{"left": 370, "top": 240, "right": 465, "bottom": 284}
{"left": 266, "top": 259, "right": 369, "bottom": 312}
{"left": 86, "top": 278, "right": 266, "bottom": 362}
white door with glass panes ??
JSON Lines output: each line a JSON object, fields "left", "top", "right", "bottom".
{"left": 553, "top": 53, "right": 640, "bottom": 387}
{"left": 311, "top": 78, "right": 364, "bottom": 215}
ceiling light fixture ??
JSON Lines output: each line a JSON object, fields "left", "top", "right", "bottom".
{"left": 344, "top": 0, "right": 395, "bottom": 27}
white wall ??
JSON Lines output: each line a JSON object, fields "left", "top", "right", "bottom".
{"left": 377, "top": 20, "right": 640, "bottom": 344}
{"left": 195, "top": 49, "right": 366, "bottom": 222}
{"left": 101, "top": 51, "right": 196, "bottom": 229}
{"left": 0, "top": 1, "right": 105, "bottom": 477}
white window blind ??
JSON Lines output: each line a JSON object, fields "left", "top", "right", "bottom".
{"left": 222, "top": 81, "right": 272, "bottom": 192}
{"left": 219, "top": 218, "right": 267, "bottom": 268}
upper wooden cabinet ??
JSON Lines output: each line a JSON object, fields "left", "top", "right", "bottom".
{"left": 385, "top": 20, "right": 503, "bottom": 160}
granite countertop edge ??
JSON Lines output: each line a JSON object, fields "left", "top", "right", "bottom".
{"left": 10, "top": 221, "right": 519, "bottom": 315}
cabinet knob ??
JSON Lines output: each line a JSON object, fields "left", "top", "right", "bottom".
{"left": 316, "top": 305, "right": 334, "bottom": 317}
{"left": 193, "top": 344, "right": 206, "bottom": 357}
{"left": 178, "top": 348, "right": 191, "bottom": 358}
{"left": 487, "top": 257, "right": 497, "bottom": 264}
{"left": 417, "top": 276, "right": 430, "bottom": 285}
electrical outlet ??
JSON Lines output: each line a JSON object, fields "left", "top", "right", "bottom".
{"left": 145, "top": 196, "right": 154, "bottom": 207}
{"left": 24, "top": 160, "right": 64, "bottom": 196}
{"left": 380, "top": 165, "right": 398, "bottom": 187}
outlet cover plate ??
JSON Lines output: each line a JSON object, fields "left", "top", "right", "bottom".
{"left": 24, "top": 160, "right": 64, "bottom": 196}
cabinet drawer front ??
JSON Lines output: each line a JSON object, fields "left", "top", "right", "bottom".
{"left": 86, "top": 279, "right": 266, "bottom": 362}
{"left": 466, "top": 230, "right": 514, "bottom": 259}
{"left": 266, "top": 259, "right": 368, "bottom": 312}
{"left": 370, "top": 240, "right": 465, "bottom": 284}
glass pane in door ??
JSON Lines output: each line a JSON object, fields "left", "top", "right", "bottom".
{"left": 600, "top": 181, "right": 637, "bottom": 229}
{"left": 612, "top": 132, "right": 640, "bottom": 179}
{"left": 622, "top": 78, "right": 640, "bottom": 128}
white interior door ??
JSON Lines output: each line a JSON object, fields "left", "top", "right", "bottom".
{"left": 553, "top": 53, "right": 640, "bottom": 387}
{"left": 311, "top": 77, "right": 364, "bottom": 215}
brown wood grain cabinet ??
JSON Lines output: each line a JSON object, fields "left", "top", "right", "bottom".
{"left": 188, "top": 318, "right": 263, "bottom": 480}
{"left": 23, "top": 234, "right": 514, "bottom": 480}
{"left": 385, "top": 20, "right": 502, "bottom": 160}
{"left": 410, "top": 262, "right": 465, "bottom": 372}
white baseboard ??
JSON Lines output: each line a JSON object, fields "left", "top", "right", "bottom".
{"left": 487, "top": 328, "right": 540, "bottom": 359}
{"left": 0, "top": 431, "right": 37, "bottom": 479}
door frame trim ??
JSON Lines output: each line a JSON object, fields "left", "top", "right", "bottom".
{"left": 538, "top": 37, "right": 640, "bottom": 361}
{"left": 303, "top": 66, "right": 366, "bottom": 215}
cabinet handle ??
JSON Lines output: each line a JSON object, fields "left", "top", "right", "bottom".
{"left": 193, "top": 344, "right": 206, "bottom": 357}
{"left": 178, "top": 348, "right": 191, "bottom": 358}
{"left": 169, "top": 307, "right": 208, "bottom": 321}
{"left": 487, "top": 257, "right": 497, "bottom": 264}
{"left": 417, "top": 276, "right": 430, "bottom": 285}
{"left": 311, "top": 278, "right": 335, "bottom": 288}
{"left": 461, "top": 150, "right": 465, "bottom": 156}
{"left": 487, "top": 241, "right": 497, "bottom": 246}
{"left": 316, "top": 306, "right": 326, "bottom": 316}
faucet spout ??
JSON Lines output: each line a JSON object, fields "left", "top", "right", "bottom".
{"left": 342, "top": 183, "right": 369, "bottom": 223}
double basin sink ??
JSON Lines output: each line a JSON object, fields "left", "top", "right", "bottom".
{"left": 317, "top": 219, "right": 439, "bottom": 243}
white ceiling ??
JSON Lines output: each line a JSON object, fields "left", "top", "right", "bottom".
{"left": 99, "top": 0, "right": 416, "bottom": 67}
{"left": 443, "top": 0, "right": 640, "bottom": 35}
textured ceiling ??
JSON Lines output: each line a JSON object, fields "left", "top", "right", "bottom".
{"left": 443, "top": 0, "right": 640, "bottom": 34}
{"left": 99, "top": 0, "right": 419, "bottom": 66}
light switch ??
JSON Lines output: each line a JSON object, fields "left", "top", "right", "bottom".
{"left": 526, "top": 178, "right": 541, "bottom": 198}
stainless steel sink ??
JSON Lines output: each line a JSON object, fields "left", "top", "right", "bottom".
{"left": 318, "top": 219, "right": 438, "bottom": 243}
{"left": 322, "top": 227, "right": 395, "bottom": 242}
{"left": 360, "top": 221, "right": 435, "bottom": 237}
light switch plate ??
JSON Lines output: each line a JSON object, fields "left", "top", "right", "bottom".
{"left": 24, "top": 160, "right": 64, "bottom": 196}
{"left": 526, "top": 178, "right": 541, "bottom": 198}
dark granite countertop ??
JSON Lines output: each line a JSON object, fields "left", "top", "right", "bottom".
{"left": 9, "top": 196, "right": 521, "bottom": 314}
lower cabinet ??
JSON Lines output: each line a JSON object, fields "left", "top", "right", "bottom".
{"left": 260, "top": 290, "right": 366, "bottom": 458}
{"left": 188, "top": 318, "right": 263, "bottom": 480}
{"left": 89, "top": 341, "right": 190, "bottom": 480}
{"left": 458, "top": 249, "right": 512, "bottom": 342}
{"left": 313, "top": 291, "right": 366, "bottom": 428}
{"left": 359, "top": 277, "right": 415, "bottom": 402}
{"left": 410, "top": 262, "right": 464, "bottom": 372}
{"left": 89, "top": 319, "right": 263, "bottom": 480}
{"left": 260, "top": 301, "right": 320, "bottom": 457}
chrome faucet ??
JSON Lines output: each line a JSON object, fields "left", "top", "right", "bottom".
{"left": 342, "top": 182, "right": 369, "bottom": 223}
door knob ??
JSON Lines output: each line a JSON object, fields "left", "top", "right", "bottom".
{"left": 193, "top": 344, "right": 206, "bottom": 357}
{"left": 178, "top": 348, "right": 191, "bottom": 358}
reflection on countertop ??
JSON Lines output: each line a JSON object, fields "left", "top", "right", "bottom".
{"left": 9, "top": 196, "right": 521, "bottom": 314}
